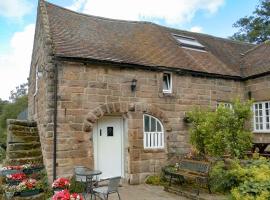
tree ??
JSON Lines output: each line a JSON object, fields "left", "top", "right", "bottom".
{"left": 0, "top": 84, "right": 28, "bottom": 153}
{"left": 231, "top": 0, "right": 270, "bottom": 44}
{"left": 187, "top": 99, "right": 253, "bottom": 158}
{"left": 9, "top": 83, "right": 28, "bottom": 102}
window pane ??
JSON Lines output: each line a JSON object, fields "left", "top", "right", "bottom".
{"left": 144, "top": 116, "right": 149, "bottom": 132}
{"left": 163, "top": 75, "right": 169, "bottom": 90}
{"left": 151, "top": 117, "right": 156, "bottom": 132}
{"left": 157, "top": 122, "right": 162, "bottom": 132}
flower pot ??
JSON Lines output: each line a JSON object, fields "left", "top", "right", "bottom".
{"left": 19, "top": 189, "right": 40, "bottom": 197}
{"left": 1, "top": 169, "right": 21, "bottom": 176}
{"left": 6, "top": 179, "right": 21, "bottom": 186}
{"left": 53, "top": 188, "right": 66, "bottom": 194}
{"left": 5, "top": 191, "right": 15, "bottom": 200}
{"left": 23, "top": 167, "right": 43, "bottom": 175}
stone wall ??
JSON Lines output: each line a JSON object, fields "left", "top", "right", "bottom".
{"left": 33, "top": 61, "right": 243, "bottom": 183}
{"left": 245, "top": 74, "right": 270, "bottom": 143}
{"left": 28, "top": 0, "right": 56, "bottom": 179}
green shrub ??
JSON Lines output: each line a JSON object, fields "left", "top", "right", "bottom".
{"left": 69, "top": 176, "right": 85, "bottom": 193}
{"left": 145, "top": 175, "right": 167, "bottom": 186}
{"left": 0, "top": 147, "right": 5, "bottom": 163}
{"left": 187, "top": 99, "right": 253, "bottom": 158}
{"left": 210, "top": 158, "right": 270, "bottom": 200}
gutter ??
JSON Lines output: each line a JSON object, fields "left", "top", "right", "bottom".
{"left": 53, "top": 63, "right": 58, "bottom": 181}
{"left": 55, "top": 56, "right": 243, "bottom": 81}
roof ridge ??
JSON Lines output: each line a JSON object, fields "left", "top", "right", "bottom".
{"left": 241, "top": 40, "right": 270, "bottom": 56}
{"left": 44, "top": 0, "right": 155, "bottom": 25}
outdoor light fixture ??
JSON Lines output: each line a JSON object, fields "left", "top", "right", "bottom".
{"left": 131, "top": 79, "right": 137, "bottom": 92}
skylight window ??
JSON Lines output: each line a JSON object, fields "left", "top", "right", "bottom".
{"left": 173, "top": 34, "right": 206, "bottom": 52}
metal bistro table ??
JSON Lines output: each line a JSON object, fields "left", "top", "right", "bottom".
{"left": 75, "top": 169, "right": 102, "bottom": 199}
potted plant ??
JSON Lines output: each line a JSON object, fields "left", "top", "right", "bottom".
{"left": 22, "top": 163, "right": 44, "bottom": 175}
{"left": 16, "top": 178, "right": 42, "bottom": 197}
{"left": 6, "top": 173, "right": 26, "bottom": 185}
{"left": 4, "top": 185, "right": 17, "bottom": 200}
{"left": 1, "top": 165, "right": 23, "bottom": 176}
{"left": 52, "top": 177, "right": 70, "bottom": 193}
{"left": 52, "top": 189, "right": 84, "bottom": 200}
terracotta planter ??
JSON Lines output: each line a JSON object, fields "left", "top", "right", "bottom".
{"left": 19, "top": 189, "right": 40, "bottom": 197}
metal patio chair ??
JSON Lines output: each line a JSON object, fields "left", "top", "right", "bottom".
{"left": 93, "top": 176, "right": 121, "bottom": 200}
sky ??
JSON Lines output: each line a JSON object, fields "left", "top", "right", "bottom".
{"left": 0, "top": 0, "right": 260, "bottom": 101}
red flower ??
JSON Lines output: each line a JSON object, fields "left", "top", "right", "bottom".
{"left": 52, "top": 178, "right": 70, "bottom": 189}
{"left": 7, "top": 173, "right": 26, "bottom": 181}
{"left": 52, "top": 190, "right": 71, "bottom": 200}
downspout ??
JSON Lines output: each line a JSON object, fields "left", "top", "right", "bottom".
{"left": 53, "top": 63, "right": 58, "bottom": 181}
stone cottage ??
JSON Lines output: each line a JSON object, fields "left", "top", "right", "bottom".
{"left": 28, "top": 0, "right": 270, "bottom": 183}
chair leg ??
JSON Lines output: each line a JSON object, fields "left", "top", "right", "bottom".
{"left": 117, "top": 192, "right": 121, "bottom": 200}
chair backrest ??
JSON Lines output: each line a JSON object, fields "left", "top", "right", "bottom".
{"left": 107, "top": 176, "right": 121, "bottom": 193}
{"left": 74, "top": 166, "right": 88, "bottom": 182}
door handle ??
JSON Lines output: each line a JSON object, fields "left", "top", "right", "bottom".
{"left": 100, "top": 129, "right": 102, "bottom": 136}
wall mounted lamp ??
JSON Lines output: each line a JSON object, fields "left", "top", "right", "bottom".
{"left": 131, "top": 79, "right": 137, "bottom": 92}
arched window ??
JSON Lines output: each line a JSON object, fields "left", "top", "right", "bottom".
{"left": 143, "top": 114, "right": 164, "bottom": 149}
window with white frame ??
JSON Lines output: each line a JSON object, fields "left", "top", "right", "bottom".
{"left": 217, "top": 102, "right": 232, "bottom": 109}
{"left": 143, "top": 114, "right": 164, "bottom": 149}
{"left": 253, "top": 101, "right": 270, "bottom": 132}
{"left": 163, "top": 73, "right": 172, "bottom": 93}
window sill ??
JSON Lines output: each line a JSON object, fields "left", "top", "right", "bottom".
{"left": 143, "top": 148, "right": 165, "bottom": 153}
{"left": 253, "top": 131, "right": 270, "bottom": 134}
{"left": 159, "top": 92, "right": 175, "bottom": 98}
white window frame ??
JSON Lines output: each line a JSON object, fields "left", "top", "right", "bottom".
{"left": 163, "top": 72, "right": 172, "bottom": 94}
{"left": 253, "top": 101, "right": 270, "bottom": 133}
{"left": 34, "top": 65, "right": 39, "bottom": 96}
{"left": 143, "top": 114, "right": 164, "bottom": 149}
{"left": 217, "top": 102, "right": 232, "bottom": 109}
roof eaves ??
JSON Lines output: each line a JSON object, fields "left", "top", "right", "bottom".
{"left": 54, "top": 55, "right": 243, "bottom": 81}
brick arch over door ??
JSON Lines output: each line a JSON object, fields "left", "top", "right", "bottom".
{"left": 83, "top": 102, "right": 172, "bottom": 133}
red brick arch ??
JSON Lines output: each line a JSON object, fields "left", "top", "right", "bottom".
{"left": 83, "top": 102, "right": 172, "bottom": 133}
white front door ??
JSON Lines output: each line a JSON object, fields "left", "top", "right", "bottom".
{"left": 93, "top": 117, "right": 123, "bottom": 179}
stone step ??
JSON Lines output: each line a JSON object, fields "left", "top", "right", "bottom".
{"left": 5, "top": 155, "right": 43, "bottom": 165}
{"left": 8, "top": 125, "right": 38, "bottom": 133}
{"left": 7, "top": 149, "right": 42, "bottom": 159}
{"left": 7, "top": 142, "right": 41, "bottom": 151}
{"left": 13, "top": 192, "right": 45, "bottom": 200}
{"left": 7, "top": 119, "right": 37, "bottom": 127}
{"left": 8, "top": 135, "right": 40, "bottom": 143}
{"left": 9, "top": 130, "right": 39, "bottom": 137}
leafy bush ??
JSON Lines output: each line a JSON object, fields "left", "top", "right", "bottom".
{"left": 0, "top": 147, "right": 5, "bottom": 163}
{"left": 145, "top": 175, "right": 166, "bottom": 186}
{"left": 210, "top": 158, "right": 270, "bottom": 200}
{"left": 69, "top": 176, "right": 85, "bottom": 193}
{"left": 187, "top": 99, "right": 253, "bottom": 158}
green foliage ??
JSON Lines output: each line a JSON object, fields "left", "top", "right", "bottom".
{"left": 211, "top": 158, "right": 270, "bottom": 200}
{"left": 210, "top": 160, "right": 242, "bottom": 193}
{"left": 145, "top": 175, "right": 166, "bottom": 186}
{"left": 69, "top": 176, "right": 85, "bottom": 193}
{"left": 187, "top": 99, "right": 253, "bottom": 158}
{"left": 231, "top": 0, "right": 270, "bottom": 44}
{"left": 0, "top": 147, "right": 6, "bottom": 162}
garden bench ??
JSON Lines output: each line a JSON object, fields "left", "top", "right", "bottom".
{"left": 163, "top": 159, "right": 211, "bottom": 194}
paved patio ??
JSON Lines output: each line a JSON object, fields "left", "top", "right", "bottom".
{"left": 95, "top": 184, "right": 188, "bottom": 200}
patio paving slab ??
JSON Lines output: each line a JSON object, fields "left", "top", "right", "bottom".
{"left": 96, "top": 184, "right": 189, "bottom": 200}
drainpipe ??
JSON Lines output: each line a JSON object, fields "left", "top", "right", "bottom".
{"left": 53, "top": 63, "right": 58, "bottom": 181}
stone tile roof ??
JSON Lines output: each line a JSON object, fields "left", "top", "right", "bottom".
{"left": 242, "top": 43, "right": 270, "bottom": 77}
{"left": 41, "top": 1, "right": 269, "bottom": 78}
